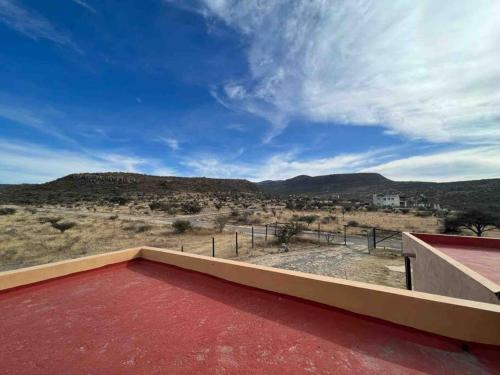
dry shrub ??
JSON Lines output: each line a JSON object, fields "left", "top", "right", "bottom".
{"left": 51, "top": 221, "right": 77, "bottom": 233}
{"left": 0, "top": 207, "right": 16, "bottom": 215}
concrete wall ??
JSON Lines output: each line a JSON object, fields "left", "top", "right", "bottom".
{"left": 1, "top": 245, "right": 499, "bottom": 345}
{"left": 0, "top": 247, "right": 142, "bottom": 291}
{"left": 373, "top": 194, "right": 400, "bottom": 207}
{"left": 403, "top": 233, "right": 499, "bottom": 305}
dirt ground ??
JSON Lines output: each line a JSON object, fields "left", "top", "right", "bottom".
{"left": 241, "top": 244, "right": 405, "bottom": 289}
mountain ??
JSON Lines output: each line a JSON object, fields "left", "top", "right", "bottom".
{"left": 259, "top": 173, "right": 392, "bottom": 195}
{"left": 1, "top": 172, "right": 499, "bottom": 213}
{"left": 259, "top": 173, "right": 500, "bottom": 212}
{"left": 0, "top": 173, "right": 259, "bottom": 205}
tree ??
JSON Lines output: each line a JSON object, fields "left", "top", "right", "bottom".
{"left": 297, "top": 215, "right": 318, "bottom": 227}
{"left": 446, "top": 210, "right": 498, "bottom": 237}
{"left": 214, "top": 201, "right": 223, "bottom": 211}
{"left": 442, "top": 216, "right": 462, "bottom": 235}
{"left": 214, "top": 216, "right": 228, "bottom": 232}
{"left": 172, "top": 220, "right": 192, "bottom": 234}
{"left": 276, "top": 222, "right": 304, "bottom": 246}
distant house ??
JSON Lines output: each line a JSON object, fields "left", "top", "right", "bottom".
{"left": 373, "top": 193, "right": 401, "bottom": 207}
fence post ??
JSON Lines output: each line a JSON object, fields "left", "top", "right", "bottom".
{"left": 181, "top": 245, "right": 183, "bottom": 252}
{"left": 265, "top": 224, "right": 268, "bottom": 242}
{"left": 212, "top": 237, "right": 215, "bottom": 257}
{"left": 235, "top": 232, "right": 238, "bottom": 256}
{"left": 372, "top": 228, "right": 377, "bottom": 249}
{"left": 275, "top": 221, "right": 277, "bottom": 236}
{"left": 318, "top": 223, "right": 321, "bottom": 245}
{"left": 251, "top": 226, "right": 254, "bottom": 248}
{"left": 343, "top": 225, "right": 347, "bottom": 245}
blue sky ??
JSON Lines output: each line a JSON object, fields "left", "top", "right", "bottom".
{"left": 1, "top": 0, "right": 499, "bottom": 183}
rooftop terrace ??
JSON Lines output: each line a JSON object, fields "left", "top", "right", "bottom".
{"left": 413, "top": 233, "right": 500, "bottom": 285}
{"left": 0, "top": 246, "right": 499, "bottom": 374}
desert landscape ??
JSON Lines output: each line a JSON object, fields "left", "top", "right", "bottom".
{"left": 2, "top": 173, "right": 498, "bottom": 290}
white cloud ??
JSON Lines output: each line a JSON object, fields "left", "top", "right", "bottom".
{"left": 182, "top": 148, "right": 390, "bottom": 181}
{"left": 199, "top": 0, "right": 500, "bottom": 143}
{"left": 364, "top": 146, "right": 500, "bottom": 182}
{"left": 0, "top": 0, "right": 81, "bottom": 52}
{"left": 182, "top": 157, "right": 254, "bottom": 179}
{"left": 156, "top": 137, "right": 180, "bottom": 151}
{"left": 182, "top": 146, "right": 500, "bottom": 182}
{"left": 71, "top": 0, "right": 96, "bottom": 14}
{"left": 0, "top": 139, "right": 175, "bottom": 183}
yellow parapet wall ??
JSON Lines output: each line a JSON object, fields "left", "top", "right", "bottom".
{"left": 1, "top": 246, "right": 499, "bottom": 345}
{"left": 0, "top": 247, "right": 142, "bottom": 291}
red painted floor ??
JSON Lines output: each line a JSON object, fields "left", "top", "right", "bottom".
{"left": 435, "top": 245, "right": 500, "bottom": 285}
{"left": 0, "top": 259, "right": 498, "bottom": 375}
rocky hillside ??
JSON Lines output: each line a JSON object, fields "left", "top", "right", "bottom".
{"left": 259, "top": 173, "right": 392, "bottom": 195}
{"left": 0, "top": 173, "right": 260, "bottom": 204}
{"left": 259, "top": 173, "right": 500, "bottom": 212}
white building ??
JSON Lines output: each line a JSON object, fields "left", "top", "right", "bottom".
{"left": 373, "top": 194, "right": 401, "bottom": 207}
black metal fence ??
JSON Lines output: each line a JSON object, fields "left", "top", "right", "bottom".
{"left": 180, "top": 222, "right": 402, "bottom": 259}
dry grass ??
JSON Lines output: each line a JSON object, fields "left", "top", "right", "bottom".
{"left": 2, "top": 204, "right": 498, "bottom": 274}
{"left": 246, "top": 208, "right": 440, "bottom": 234}
{"left": 0, "top": 209, "right": 260, "bottom": 272}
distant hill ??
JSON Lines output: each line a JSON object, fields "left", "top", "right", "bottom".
{"left": 0, "top": 173, "right": 259, "bottom": 205}
{"left": 259, "top": 173, "right": 500, "bottom": 213}
{"left": 1, "top": 172, "right": 499, "bottom": 213}
{"left": 259, "top": 173, "right": 392, "bottom": 195}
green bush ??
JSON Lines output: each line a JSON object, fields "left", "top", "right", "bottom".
{"left": 149, "top": 201, "right": 176, "bottom": 212}
{"left": 441, "top": 216, "right": 462, "bottom": 235}
{"left": 276, "top": 222, "right": 304, "bottom": 244}
{"left": 181, "top": 201, "right": 202, "bottom": 215}
{"left": 172, "top": 220, "right": 192, "bottom": 233}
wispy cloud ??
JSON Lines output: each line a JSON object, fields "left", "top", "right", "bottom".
{"left": 182, "top": 146, "right": 500, "bottom": 182}
{"left": 0, "top": 101, "right": 76, "bottom": 144}
{"left": 0, "top": 0, "right": 81, "bottom": 52}
{"left": 226, "top": 123, "right": 247, "bottom": 132}
{"left": 197, "top": 1, "right": 500, "bottom": 143}
{"left": 182, "top": 148, "right": 390, "bottom": 181}
{"left": 156, "top": 136, "right": 180, "bottom": 151}
{"left": 71, "top": 0, "right": 96, "bottom": 14}
{"left": 0, "top": 139, "right": 176, "bottom": 183}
